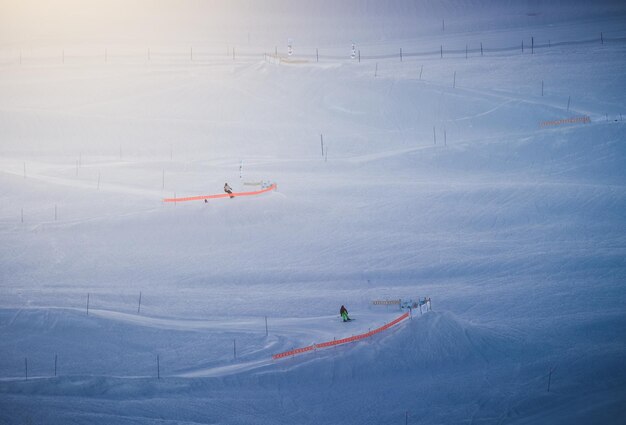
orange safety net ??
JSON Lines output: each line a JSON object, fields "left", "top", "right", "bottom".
{"left": 272, "top": 312, "right": 410, "bottom": 360}
{"left": 163, "top": 183, "right": 277, "bottom": 203}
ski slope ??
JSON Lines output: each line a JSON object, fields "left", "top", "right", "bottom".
{"left": 1, "top": 1, "right": 625, "bottom": 424}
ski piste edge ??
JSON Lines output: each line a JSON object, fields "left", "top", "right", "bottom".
{"left": 163, "top": 183, "right": 277, "bottom": 203}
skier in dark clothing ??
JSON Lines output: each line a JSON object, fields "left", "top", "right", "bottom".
{"left": 224, "top": 183, "right": 234, "bottom": 198}
{"left": 340, "top": 305, "right": 350, "bottom": 322}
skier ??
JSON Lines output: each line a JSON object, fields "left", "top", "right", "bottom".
{"left": 224, "top": 182, "right": 234, "bottom": 198}
{"left": 340, "top": 305, "right": 351, "bottom": 322}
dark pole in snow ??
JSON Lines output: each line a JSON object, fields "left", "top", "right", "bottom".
{"left": 433, "top": 126, "right": 436, "bottom": 145}
{"left": 321, "top": 134, "right": 324, "bottom": 156}
{"left": 542, "top": 80, "right": 544, "bottom": 96}
{"left": 531, "top": 37, "right": 534, "bottom": 54}
{"left": 440, "top": 45, "right": 443, "bottom": 59}
{"left": 419, "top": 65, "right": 423, "bottom": 80}
{"left": 265, "top": 316, "right": 268, "bottom": 336}
{"left": 87, "top": 293, "right": 90, "bottom": 315}
{"left": 25, "top": 358, "right": 28, "bottom": 380}
{"left": 138, "top": 292, "right": 142, "bottom": 314}
{"left": 316, "top": 48, "right": 318, "bottom": 62}
{"left": 233, "top": 339, "right": 237, "bottom": 359}
{"left": 157, "top": 355, "right": 160, "bottom": 379}
{"left": 400, "top": 48, "right": 402, "bottom": 62}
{"left": 54, "top": 354, "right": 57, "bottom": 377}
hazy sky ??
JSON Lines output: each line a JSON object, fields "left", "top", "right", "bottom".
{"left": 1, "top": 1, "right": 623, "bottom": 46}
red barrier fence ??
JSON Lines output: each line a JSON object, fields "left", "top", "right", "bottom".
{"left": 540, "top": 116, "right": 590, "bottom": 127}
{"left": 163, "top": 184, "right": 276, "bottom": 203}
{"left": 272, "top": 312, "right": 411, "bottom": 360}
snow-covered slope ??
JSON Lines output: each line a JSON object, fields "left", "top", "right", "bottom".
{"left": 1, "top": 1, "right": 625, "bottom": 424}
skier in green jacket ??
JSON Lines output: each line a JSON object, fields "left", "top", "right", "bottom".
{"left": 340, "top": 305, "right": 350, "bottom": 322}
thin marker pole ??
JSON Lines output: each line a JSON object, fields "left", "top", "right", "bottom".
{"left": 25, "top": 358, "right": 28, "bottom": 380}
{"left": 453, "top": 71, "right": 456, "bottom": 88}
{"left": 320, "top": 134, "right": 324, "bottom": 156}
{"left": 400, "top": 48, "right": 402, "bottom": 62}
{"left": 481, "top": 42, "right": 483, "bottom": 56}
{"left": 55, "top": 205, "right": 57, "bottom": 221}
{"left": 358, "top": 50, "right": 360, "bottom": 63}
{"left": 419, "top": 65, "right": 423, "bottom": 80}
{"left": 375, "top": 62, "right": 378, "bottom": 77}
{"left": 23, "top": 162, "right": 26, "bottom": 178}
{"left": 54, "top": 354, "right": 57, "bottom": 377}
{"left": 444, "top": 128, "right": 447, "bottom": 146}
{"left": 265, "top": 316, "right": 268, "bottom": 336}
{"left": 567, "top": 96, "right": 571, "bottom": 112}
{"left": 542, "top": 80, "right": 544, "bottom": 96}
{"left": 87, "top": 293, "right": 90, "bottom": 315}
{"left": 316, "top": 48, "right": 318, "bottom": 62}
{"left": 138, "top": 291, "right": 142, "bottom": 314}
{"left": 440, "top": 45, "right": 443, "bottom": 59}
{"left": 162, "top": 169, "right": 165, "bottom": 190}
{"left": 157, "top": 355, "right": 160, "bottom": 379}
{"left": 531, "top": 37, "right": 534, "bottom": 54}
{"left": 233, "top": 339, "right": 237, "bottom": 359}
{"left": 21, "top": 208, "right": 23, "bottom": 223}
{"left": 433, "top": 126, "right": 436, "bottom": 145}
{"left": 465, "top": 44, "right": 468, "bottom": 59}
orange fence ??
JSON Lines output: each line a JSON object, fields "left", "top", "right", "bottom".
{"left": 163, "top": 183, "right": 276, "bottom": 203}
{"left": 540, "top": 116, "right": 590, "bottom": 127}
{"left": 272, "top": 312, "right": 410, "bottom": 360}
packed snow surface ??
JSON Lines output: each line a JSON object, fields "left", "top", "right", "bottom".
{"left": 1, "top": 1, "right": 625, "bottom": 424}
